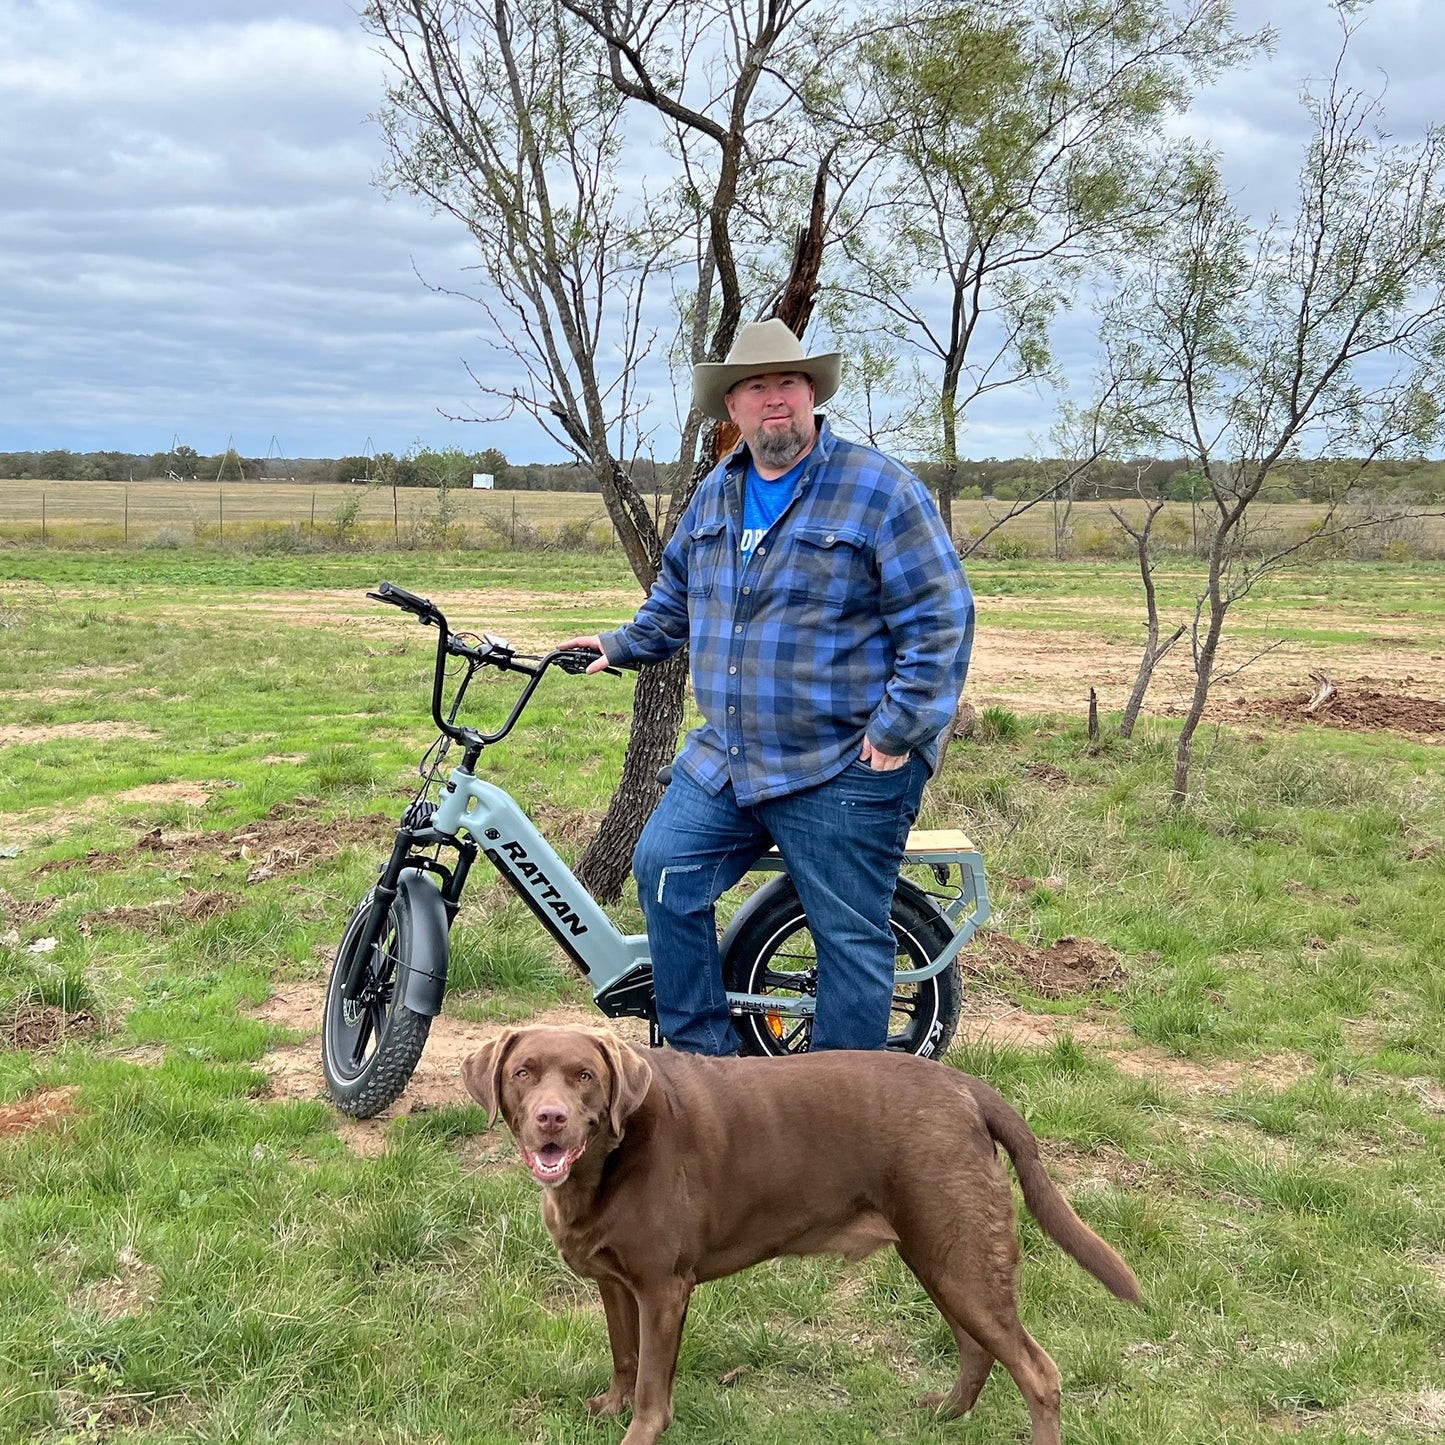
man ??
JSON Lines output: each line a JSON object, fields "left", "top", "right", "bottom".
{"left": 563, "top": 318, "right": 973, "bottom": 1055}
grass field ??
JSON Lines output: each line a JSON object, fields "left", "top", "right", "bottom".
{"left": 1, "top": 547, "right": 1443, "bottom": 1443}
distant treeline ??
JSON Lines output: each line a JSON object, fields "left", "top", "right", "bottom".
{"left": 4, "top": 446, "right": 1444, "bottom": 502}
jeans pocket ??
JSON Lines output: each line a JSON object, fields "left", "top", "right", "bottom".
{"left": 845, "top": 755, "right": 914, "bottom": 787}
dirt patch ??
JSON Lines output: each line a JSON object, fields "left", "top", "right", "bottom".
{"left": 1109, "top": 1047, "right": 1312, "bottom": 1095}
{"left": 4, "top": 687, "right": 87, "bottom": 703}
{"left": 0, "top": 1085, "right": 81, "bottom": 1137}
{"left": 0, "top": 1005, "right": 101, "bottom": 1051}
{"left": 1, "top": 780, "right": 222, "bottom": 847}
{"left": 1234, "top": 682, "right": 1445, "bottom": 738}
{"left": 954, "top": 1000, "right": 1128, "bottom": 1051}
{"left": 972, "top": 933, "right": 1127, "bottom": 999}
{"left": 1403, "top": 1077, "right": 1445, "bottom": 1114}
{"left": 1045, "top": 1142, "right": 1157, "bottom": 1193}
{"left": 0, "top": 721, "right": 158, "bottom": 746}
{"left": 115, "top": 781, "right": 216, "bottom": 807}
{"left": 80, "top": 888, "right": 236, "bottom": 935}
{"left": 75, "top": 1245, "right": 158, "bottom": 1322}
{"left": 154, "top": 586, "right": 646, "bottom": 647}
{"left": 253, "top": 982, "right": 647, "bottom": 1155}
{"left": 34, "top": 803, "right": 392, "bottom": 880}
{"left": 970, "top": 626, "right": 1445, "bottom": 729}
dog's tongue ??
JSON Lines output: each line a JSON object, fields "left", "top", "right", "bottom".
{"left": 525, "top": 1141, "right": 584, "bottom": 1185}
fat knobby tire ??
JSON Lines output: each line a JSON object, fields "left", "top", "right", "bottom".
{"left": 322, "top": 890, "right": 433, "bottom": 1119}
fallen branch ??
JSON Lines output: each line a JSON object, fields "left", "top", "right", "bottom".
{"left": 1304, "top": 670, "right": 1338, "bottom": 715}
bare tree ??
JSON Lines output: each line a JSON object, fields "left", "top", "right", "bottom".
{"left": 366, "top": 0, "right": 845, "bottom": 897}
{"left": 1103, "top": 12, "right": 1445, "bottom": 801}
{"left": 1108, "top": 473, "right": 1186, "bottom": 738}
{"left": 840, "top": 0, "right": 1262, "bottom": 535}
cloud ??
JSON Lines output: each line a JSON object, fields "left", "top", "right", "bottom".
{"left": 0, "top": 0, "right": 1438, "bottom": 462}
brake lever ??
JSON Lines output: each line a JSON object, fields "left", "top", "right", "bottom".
{"left": 553, "top": 648, "right": 622, "bottom": 677}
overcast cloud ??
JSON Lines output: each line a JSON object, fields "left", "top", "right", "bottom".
{"left": 0, "top": 0, "right": 1438, "bottom": 462}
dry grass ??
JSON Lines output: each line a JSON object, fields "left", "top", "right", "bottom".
{"left": 3, "top": 480, "right": 1441, "bottom": 554}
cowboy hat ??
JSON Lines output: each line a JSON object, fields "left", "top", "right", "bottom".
{"left": 692, "top": 318, "right": 842, "bottom": 423}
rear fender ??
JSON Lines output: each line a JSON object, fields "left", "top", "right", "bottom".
{"left": 397, "top": 869, "right": 450, "bottom": 1016}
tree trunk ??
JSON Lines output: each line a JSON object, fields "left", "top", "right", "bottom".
{"left": 1120, "top": 624, "right": 1184, "bottom": 739}
{"left": 575, "top": 651, "right": 690, "bottom": 902}
{"left": 1171, "top": 606, "right": 1226, "bottom": 805}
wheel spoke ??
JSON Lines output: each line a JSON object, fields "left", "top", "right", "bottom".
{"left": 349, "top": 1005, "right": 376, "bottom": 1067}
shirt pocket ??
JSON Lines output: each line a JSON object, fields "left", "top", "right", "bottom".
{"left": 787, "top": 524, "right": 873, "bottom": 612}
{"left": 687, "top": 516, "right": 730, "bottom": 599}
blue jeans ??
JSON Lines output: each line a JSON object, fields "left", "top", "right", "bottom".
{"left": 632, "top": 756, "right": 929, "bottom": 1055}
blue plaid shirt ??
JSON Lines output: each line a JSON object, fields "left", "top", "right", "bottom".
{"left": 601, "top": 420, "right": 974, "bottom": 806}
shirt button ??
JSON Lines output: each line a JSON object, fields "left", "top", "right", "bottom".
{"left": 729, "top": 666, "right": 737, "bottom": 675}
{"left": 756, "top": 545, "right": 766, "bottom": 556}
{"left": 734, "top": 624, "right": 742, "bottom": 633}
{"left": 728, "top": 706, "right": 736, "bottom": 714}
{"left": 825, "top": 533, "right": 835, "bottom": 543}
{"left": 729, "top": 746, "right": 739, "bottom": 755}
{"left": 742, "top": 586, "right": 751, "bottom": 595}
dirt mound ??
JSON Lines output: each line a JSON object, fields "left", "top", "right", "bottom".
{"left": 1, "top": 1005, "right": 101, "bottom": 1050}
{"left": 34, "top": 802, "right": 392, "bottom": 880}
{"left": 0, "top": 888, "right": 58, "bottom": 929}
{"left": 0, "top": 1085, "right": 80, "bottom": 1136}
{"left": 1023, "top": 761, "right": 1070, "bottom": 788}
{"left": 973, "top": 934, "right": 1127, "bottom": 999}
{"left": 1239, "top": 683, "right": 1445, "bottom": 737}
{"left": 80, "top": 888, "right": 237, "bottom": 935}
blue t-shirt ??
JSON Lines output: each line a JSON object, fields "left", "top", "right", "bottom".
{"left": 740, "top": 456, "right": 807, "bottom": 560}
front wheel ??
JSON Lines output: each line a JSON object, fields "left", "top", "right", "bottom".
{"left": 720, "top": 877, "right": 963, "bottom": 1059}
{"left": 322, "top": 888, "right": 433, "bottom": 1118}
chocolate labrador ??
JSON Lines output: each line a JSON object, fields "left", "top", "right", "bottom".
{"left": 462, "top": 1026, "right": 1139, "bottom": 1445}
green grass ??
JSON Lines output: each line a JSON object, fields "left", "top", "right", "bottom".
{"left": 1, "top": 547, "right": 1442, "bottom": 1443}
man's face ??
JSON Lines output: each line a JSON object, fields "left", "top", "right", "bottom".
{"left": 724, "top": 371, "right": 817, "bottom": 472}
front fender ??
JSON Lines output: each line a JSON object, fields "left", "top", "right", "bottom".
{"left": 397, "top": 869, "right": 450, "bottom": 1016}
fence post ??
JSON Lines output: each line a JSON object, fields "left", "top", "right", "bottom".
{"left": 512, "top": 495, "right": 517, "bottom": 546}
{"left": 41, "top": 491, "right": 46, "bottom": 541}
{"left": 219, "top": 490, "right": 224, "bottom": 539}
{"left": 124, "top": 487, "right": 129, "bottom": 543}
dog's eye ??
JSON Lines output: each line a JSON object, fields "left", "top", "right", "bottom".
{"left": 578, "top": 1069, "right": 593, "bottom": 1082}
{"left": 513, "top": 1067, "right": 529, "bottom": 1079}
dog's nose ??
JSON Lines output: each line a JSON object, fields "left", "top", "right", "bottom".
{"left": 534, "top": 1102, "right": 569, "bottom": 1133}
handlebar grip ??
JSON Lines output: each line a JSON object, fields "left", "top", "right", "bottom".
{"left": 368, "top": 582, "right": 436, "bottom": 619}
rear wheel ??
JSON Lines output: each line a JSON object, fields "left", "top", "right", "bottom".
{"left": 322, "top": 889, "right": 432, "bottom": 1118}
{"left": 720, "top": 877, "right": 962, "bottom": 1059}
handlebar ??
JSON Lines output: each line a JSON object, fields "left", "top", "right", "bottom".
{"left": 370, "top": 581, "right": 618, "bottom": 753}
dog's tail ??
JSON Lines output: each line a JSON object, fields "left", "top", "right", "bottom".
{"left": 973, "top": 1079, "right": 1142, "bottom": 1305}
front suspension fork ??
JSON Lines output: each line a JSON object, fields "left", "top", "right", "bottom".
{"left": 338, "top": 827, "right": 476, "bottom": 1003}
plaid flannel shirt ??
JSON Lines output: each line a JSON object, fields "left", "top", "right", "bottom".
{"left": 600, "top": 419, "right": 974, "bottom": 807}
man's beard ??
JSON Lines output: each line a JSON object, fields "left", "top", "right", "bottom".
{"left": 750, "top": 418, "right": 810, "bottom": 469}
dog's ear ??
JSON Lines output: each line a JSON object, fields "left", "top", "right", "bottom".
{"left": 461, "top": 1030, "right": 519, "bottom": 1126}
{"left": 597, "top": 1033, "right": 653, "bottom": 1137}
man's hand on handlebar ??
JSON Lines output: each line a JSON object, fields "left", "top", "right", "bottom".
{"left": 557, "top": 636, "right": 615, "bottom": 676}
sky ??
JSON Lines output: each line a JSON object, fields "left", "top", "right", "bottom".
{"left": 0, "top": 0, "right": 1439, "bottom": 463}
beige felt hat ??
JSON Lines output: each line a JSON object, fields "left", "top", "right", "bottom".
{"left": 692, "top": 318, "right": 842, "bottom": 423}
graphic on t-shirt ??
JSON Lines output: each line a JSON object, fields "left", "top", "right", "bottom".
{"left": 740, "top": 456, "right": 807, "bottom": 560}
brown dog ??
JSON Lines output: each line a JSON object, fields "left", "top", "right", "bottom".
{"left": 462, "top": 1026, "right": 1139, "bottom": 1445}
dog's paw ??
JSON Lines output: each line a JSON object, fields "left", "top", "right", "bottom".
{"left": 917, "top": 1390, "right": 967, "bottom": 1419}
{"left": 587, "top": 1388, "right": 632, "bottom": 1418}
